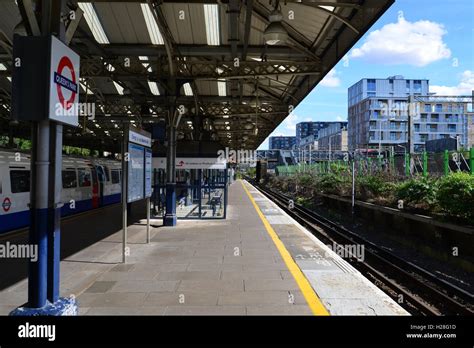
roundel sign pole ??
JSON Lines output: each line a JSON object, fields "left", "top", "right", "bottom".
{"left": 9, "top": 0, "right": 80, "bottom": 317}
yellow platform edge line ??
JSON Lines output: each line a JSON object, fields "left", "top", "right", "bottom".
{"left": 241, "top": 180, "right": 329, "bottom": 316}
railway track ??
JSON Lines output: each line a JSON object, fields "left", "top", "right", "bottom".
{"left": 251, "top": 180, "right": 473, "bottom": 316}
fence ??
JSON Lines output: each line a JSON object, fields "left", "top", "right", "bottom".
{"left": 276, "top": 148, "right": 474, "bottom": 178}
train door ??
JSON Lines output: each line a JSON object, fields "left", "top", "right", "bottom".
{"left": 90, "top": 167, "right": 99, "bottom": 208}
{"left": 95, "top": 165, "right": 106, "bottom": 206}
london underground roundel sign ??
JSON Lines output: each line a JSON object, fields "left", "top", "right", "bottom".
{"left": 55, "top": 56, "right": 77, "bottom": 110}
{"left": 48, "top": 36, "right": 80, "bottom": 127}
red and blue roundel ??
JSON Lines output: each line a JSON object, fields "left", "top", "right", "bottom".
{"left": 54, "top": 56, "right": 78, "bottom": 110}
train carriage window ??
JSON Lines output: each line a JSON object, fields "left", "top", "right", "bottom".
{"left": 10, "top": 170, "right": 30, "bottom": 193}
{"left": 78, "top": 169, "right": 91, "bottom": 187}
{"left": 111, "top": 169, "right": 121, "bottom": 184}
{"left": 104, "top": 166, "right": 110, "bottom": 181}
{"left": 62, "top": 170, "right": 77, "bottom": 188}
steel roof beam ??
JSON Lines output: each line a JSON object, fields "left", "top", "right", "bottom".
{"left": 78, "top": 57, "right": 321, "bottom": 79}
{"left": 79, "top": 95, "right": 278, "bottom": 105}
{"left": 80, "top": 44, "right": 307, "bottom": 59}
{"left": 228, "top": 0, "right": 240, "bottom": 98}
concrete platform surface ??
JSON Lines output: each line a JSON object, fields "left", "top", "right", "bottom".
{"left": 0, "top": 180, "right": 408, "bottom": 316}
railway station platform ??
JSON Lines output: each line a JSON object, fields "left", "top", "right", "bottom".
{"left": 0, "top": 180, "right": 408, "bottom": 316}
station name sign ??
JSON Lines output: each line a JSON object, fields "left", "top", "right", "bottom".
{"left": 129, "top": 129, "right": 152, "bottom": 147}
{"left": 153, "top": 157, "right": 227, "bottom": 170}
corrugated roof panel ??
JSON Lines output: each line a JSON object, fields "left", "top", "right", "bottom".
{"left": 280, "top": 4, "right": 329, "bottom": 43}
{"left": 195, "top": 80, "right": 223, "bottom": 97}
{"left": 219, "top": 3, "right": 229, "bottom": 46}
{"left": 93, "top": 77, "right": 122, "bottom": 95}
{"left": 162, "top": 3, "right": 209, "bottom": 45}
{"left": 248, "top": 14, "right": 266, "bottom": 46}
{"left": 0, "top": 1, "right": 21, "bottom": 41}
{"left": 94, "top": 3, "right": 150, "bottom": 44}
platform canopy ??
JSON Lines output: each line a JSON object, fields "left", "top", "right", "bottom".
{"left": 0, "top": 0, "right": 393, "bottom": 152}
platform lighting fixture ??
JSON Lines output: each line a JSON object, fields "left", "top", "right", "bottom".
{"left": 218, "top": 80, "right": 227, "bottom": 96}
{"left": 148, "top": 81, "right": 160, "bottom": 95}
{"left": 183, "top": 83, "right": 193, "bottom": 96}
{"left": 0, "top": 63, "right": 11, "bottom": 81}
{"left": 78, "top": 2, "right": 109, "bottom": 44}
{"left": 319, "top": 5, "right": 335, "bottom": 11}
{"left": 222, "top": 115, "right": 229, "bottom": 118}
{"left": 113, "top": 81, "right": 124, "bottom": 95}
{"left": 139, "top": 56, "right": 153, "bottom": 72}
{"left": 105, "top": 63, "right": 115, "bottom": 72}
{"left": 204, "top": 4, "right": 220, "bottom": 46}
{"left": 80, "top": 78, "right": 94, "bottom": 95}
{"left": 263, "top": 9, "right": 288, "bottom": 45}
{"left": 141, "top": 4, "right": 164, "bottom": 45}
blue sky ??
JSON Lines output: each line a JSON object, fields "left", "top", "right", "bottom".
{"left": 258, "top": 0, "right": 474, "bottom": 149}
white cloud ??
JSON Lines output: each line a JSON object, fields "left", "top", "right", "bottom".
{"left": 350, "top": 13, "right": 451, "bottom": 67}
{"left": 272, "top": 112, "right": 311, "bottom": 137}
{"left": 431, "top": 70, "right": 474, "bottom": 96}
{"left": 275, "top": 112, "right": 299, "bottom": 136}
{"left": 336, "top": 115, "right": 345, "bottom": 121}
{"left": 319, "top": 68, "right": 340, "bottom": 87}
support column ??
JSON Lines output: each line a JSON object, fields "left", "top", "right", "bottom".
{"left": 47, "top": 122, "right": 62, "bottom": 302}
{"left": 28, "top": 120, "right": 50, "bottom": 308}
{"left": 164, "top": 114, "right": 177, "bottom": 226}
{"left": 11, "top": 0, "right": 77, "bottom": 316}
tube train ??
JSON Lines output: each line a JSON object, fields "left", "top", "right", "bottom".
{"left": 0, "top": 150, "right": 122, "bottom": 234}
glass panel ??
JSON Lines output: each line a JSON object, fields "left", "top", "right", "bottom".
{"left": 111, "top": 170, "right": 120, "bottom": 184}
{"left": 78, "top": 168, "right": 91, "bottom": 187}
{"left": 62, "top": 170, "right": 77, "bottom": 188}
{"left": 201, "top": 187, "right": 224, "bottom": 218}
{"left": 176, "top": 184, "right": 200, "bottom": 218}
{"left": 10, "top": 170, "right": 30, "bottom": 193}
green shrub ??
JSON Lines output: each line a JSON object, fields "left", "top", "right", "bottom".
{"left": 296, "top": 173, "right": 314, "bottom": 188}
{"left": 358, "top": 175, "right": 388, "bottom": 197}
{"left": 436, "top": 172, "right": 474, "bottom": 222}
{"left": 296, "top": 196, "right": 312, "bottom": 207}
{"left": 317, "top": 172, "right": 351, "bottom": 196}
{"left": 396, "top": 176, "right": 437, "bottom": 209}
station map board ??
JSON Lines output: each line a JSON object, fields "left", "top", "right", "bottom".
{"left": 127, "top": 128, "right": 152, "bottom": 203}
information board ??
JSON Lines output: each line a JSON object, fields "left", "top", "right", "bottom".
{"left": 145, "top": 148, "right": 152, "bottom": 198}
{"left": 127, "top": 143, "right": 145, "bottom": 203}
